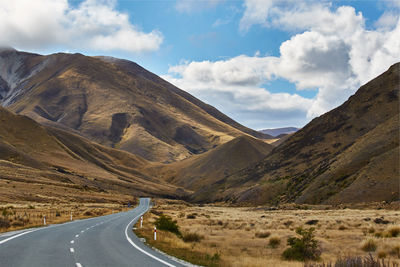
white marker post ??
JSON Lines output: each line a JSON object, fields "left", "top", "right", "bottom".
{"left": 154, "top": 227, "right": 157, "bottom": 241}
{"left": 43, "top": 215, "right": 46, "bottom": 226}
{"left": 140, "top": 216, "right": 143, "bottom": 228}
{"left": 70, "top": 211, "right": 73, "bottom": 221}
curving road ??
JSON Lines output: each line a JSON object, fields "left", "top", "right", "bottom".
{"left": 0, "top": 198, "right": 185, "bottom": 267}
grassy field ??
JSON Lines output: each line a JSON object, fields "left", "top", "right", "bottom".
{"left": 0, "top": 202, "right": 133, "bottom": 233}
{"left": 135, "top": 199, "right": 400, "bottom": 267}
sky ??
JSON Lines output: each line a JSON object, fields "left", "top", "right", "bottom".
{"left": 0, "top": 0, "right": 399, "bottom": 130}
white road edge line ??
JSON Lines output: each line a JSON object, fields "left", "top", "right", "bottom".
{"left": 76, "top": 263, "right": 83, "bottom": 267}
{"left": 0, "top": 229, "right": 40, "bottom": 245}
{"left": 125, "top": 206, "right": 176, "bottom": 267}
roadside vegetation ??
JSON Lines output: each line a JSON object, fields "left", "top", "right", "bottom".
{"left": 0, "top": 202, "right": 132, "bottom": 233}
{"left": 134, "top": 199, "right": 400, "bottom": 267}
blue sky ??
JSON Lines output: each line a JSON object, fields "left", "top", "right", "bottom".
{"left": 0, "top": 0, "right": 399, "bottom": 129}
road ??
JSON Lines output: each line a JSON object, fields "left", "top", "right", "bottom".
{"left": 0, "top": 198, "right": 186, "bottom": 267}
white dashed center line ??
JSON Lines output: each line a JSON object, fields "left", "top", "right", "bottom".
{"left": 70, "top": 240, "right": 74, "bottom": 244}
{"left": 70, "top": 248, "right": 75, "bottom": 253}
{"left": 80, "top": 230, "right": 84, "bottom": 233}
{"left": 75, "top": 234, "right": 79, "bottom": 238}
{"left": 76, "top": 263, "right": 83, "bottom": 267}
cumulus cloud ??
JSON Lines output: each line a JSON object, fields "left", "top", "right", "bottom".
{"left": 0, "top": 0, "right": 163, "bottom": 53}
{"left": 166, "top": 1, "right": 400, "bottom": 128}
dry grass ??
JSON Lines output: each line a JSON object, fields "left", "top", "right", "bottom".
{"left": 134, "top": 199, "right": 400, "bottom": 267}
{"left": 0, "top": 202, "right": 131, "bottom": 233}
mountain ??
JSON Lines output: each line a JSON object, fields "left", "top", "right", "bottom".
{"left": 0, "top": 106, "right": 185, "bottom": 203}
{"left": 150, "top": 135, "right": 274, "bottom": 191}
{"left": 259, "top": 127, "right": 299, "bottom": 137}
{"left": 0, "top": 49, "right": 271, "bottom": 163}
{"left": 191, "top": 63, "right": 399, "bottom": 205}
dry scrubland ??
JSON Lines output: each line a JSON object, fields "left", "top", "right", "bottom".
{"left": 135, "top": 200, "right": 400, "bottom": 267}
{"left": 0, "top": 202, "right": 132, "bottom": 233}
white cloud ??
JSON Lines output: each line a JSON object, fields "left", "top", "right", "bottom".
{"left": 0, "top": 0, "right": 163, "bottom": 53}
{"left": 166, "top": 1, "right": 400, "bottom": 128}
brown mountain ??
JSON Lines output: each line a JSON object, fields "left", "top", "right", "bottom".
{"left": 0, "top": 49, "right": 270, "bottom": 163}
{"left": 0, "top": 106, "right": 185, "bottom": 203}
{"left": 191, "top": 63, "right": 400, "bottom": 205}
{"left": 150, "top": 135, "right": 274, "bottom": 191}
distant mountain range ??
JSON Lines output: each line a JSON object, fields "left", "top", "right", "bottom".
{"left": 0, "top": 48, "right": 398, "bottom": 206}
{"left": 259, "top": 127, "right": 299, "bottom": 137}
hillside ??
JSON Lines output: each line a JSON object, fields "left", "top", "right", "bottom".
{"left": 151, "top": 135, "right": 274, "bottom": 190}
{"left": 0, "top": 106, "right": 185, "bottom": 204}
{"left": 0, "top": 49, "right": 270, "bottom": 163}
{"left": 192, "top": 62, "right": 400, "bottom": 205}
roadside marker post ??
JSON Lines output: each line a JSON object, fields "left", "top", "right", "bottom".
{"left": 70, "top": 211, "right": 72, "bottom": 221}
{"left": 154, "top": 227, "right": 157, "bottom": 241}
{"left": 140, "top": 216, "right": 143, "bottom": 228}
{"left": 43, "top": 215, "right": 46, "bottom": 226}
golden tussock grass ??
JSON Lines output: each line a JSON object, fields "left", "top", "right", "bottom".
{"left": 134, "top": 199, "right": 400, "bottom": 267}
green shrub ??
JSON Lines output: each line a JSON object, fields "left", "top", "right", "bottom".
{"left": 268, "top": 236, "right": 281, "bottom": 248}
{"left": 282, "top": 227, "right": 321, "bottom": 261}
{"left": 361, "top": 239, "right": 377, "bottom": 252}
{"left": 182, "top": 232, "right": 203, "bottom": 242}
{"left": 154, "top": 214, "right": 181, "bottom": 237}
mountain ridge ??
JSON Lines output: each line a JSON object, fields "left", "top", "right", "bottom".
{"left": 0, "top": 49, "right": 271, "bottom": 163}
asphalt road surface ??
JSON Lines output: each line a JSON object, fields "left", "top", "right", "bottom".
{"left": 0, "top": 198, "right": 186, "bottom": 267}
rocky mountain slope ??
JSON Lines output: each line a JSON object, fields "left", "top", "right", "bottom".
{"left": 0, "top": 106, "right": 185, "bottom": 203}
{"left": 191, "top": 63, "right": 400, "bottom": 205}
{"left": 0, "top": 49, "right": 270, "bottom": 163}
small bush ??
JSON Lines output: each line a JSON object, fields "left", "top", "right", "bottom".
{"left": 186, "top": 214, "right": 196, "bottom": 219}
{"left": 83, "top": 211, "right": 93, "bottom": 216}
{"left": 374, "top": 218, "right": 390, "bottom": 224}
{"left": 55, "top": 211, "right": 61, "bottom": 217}
{"left": 154, "top": 214, "right": 181, "bottom": 237}
{"left": 389, "top": 245, "right": 400, "bottom": 258}
{"left": 284, "top": 220, "right": 293, "bottom": 227}
{"left": 255, "top": 231, "right": 271, "bottom": 238}
{"left": 182, "top": 232, "right": 203, "bottom": 243}
{"left": 377, "top": 251, "right": 386, "bottom": 259}
{"left": 0, "top": 217, "right": 10, "bottom": 228}
{"left": 338, "top": 225, "right": 347, "bottom": 230}
{"left": 361, "top": 239, "right": 377, "bottom": 252}
{"left": 368, "top": 227, "right": 375, "bottom": 234}
{"left": 305, "top": 220, "right": 319, "bottom": 225}
{"left": 269, "top": 237, "right": 281, "bottom": 248}
{"left": 374, "top": 232, "right": 383, "bottom": 238}
{"left": 282, "top": 227, "right": 321, "bottom": 261}
{"left": 387, "top": 226, "right": 400, "bottom": 237}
